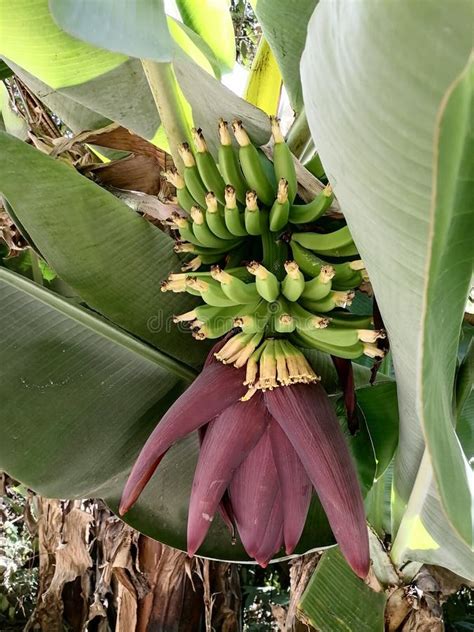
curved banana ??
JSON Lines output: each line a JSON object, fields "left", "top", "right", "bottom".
{"left": 269, "top": 178, "right": 290, "bottom": 232}
{"left": 247, "top": 261, "right": 280, "bottom": 302}
{"left": 173, "top": 303, "right": 247, "bottom": 324}
{"left": 171, "top": 214, "right": 204, "bottom": 246}
{"left": 300, "top": 290, "right": 355, "bottom": 313}
{"left": 301, "top": 265, "right": 335, "bottom": 301}
{"left": 205, "top": 192, "right": 235, "bottom": 240}
{"left": 292, "top": 329, "right": 365, "bottom": 360}
{"left": 163, "top": 168, "right": 195, "bottom": 213}
{"left": 218, "top": 119, "right": 248, "bottom": 204}
{"left": 192, "top": 128, "right": 226, "bottom": 205}
{"left": 234, "top": 301, "right": 270, "bottom": 334}
{"left": 174, "top": 241, "right": 242, "bottom": 257}
{"left": 211, "top": 266, "right": 260, "bottom": 304}
{"left": 281, "top": 260, "right": 305, "bottom": 301}
{"left": 185, "top": 277, "right": 235, "bottom": 307}
{"left": 244, "top": 190, "right": 263, "bottom": 236}
{"left": 270, "top": 117, "right": 297, "bottom": 203}
{"left": 303, "top": 153, "right": 325, "bottom": 180}
{"left": 178, "top": 143, "right": 208, "bottom": 207}
{"left": 327, "top": 312, "right": 373, "bottom": 329}
{"left": 190, "top": 206, "right": 238, "bottom": 250}
{"left": 289, "top": 184, "right": 333, "bottom": 224}
{"left": 291, "top": 225, "right": 354, "bottom": 255}
{"left": 287, "top": 301, "right": 329, "bottom": 331}
{"left": 224, "top": 185, "right": 248, "bottom": 237}
{"left": 190, "top": 302, "right": 262, "bottom": 340}
{"left": 272, "top": 299, "right": 296, "bottom": 334}
{"left": 232, "top": 120, "right": 275, "bottom": 206}
{"left": 291, "top": 241, "right": 365, "bottom": 288}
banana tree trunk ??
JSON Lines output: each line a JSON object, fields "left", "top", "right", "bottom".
{"left": 25, "top": 496, "right": 241, "bottom": 631}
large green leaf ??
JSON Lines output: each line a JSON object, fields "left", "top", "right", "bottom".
{"left": 301, "top": 0, "right": 473, "bottom": 570}
{"left": 1, "top": 1, "right": 270, "bottom": 151}
{"left": 0, "top": 0, "right": 126, "bottom": 88}
{"left": 176, "top": 0, "right": 235, "bottom": 72}
{"left": 251, "top": 0, "right": 318, "bottom": 112}
{"left": 299, "top": 548, "right": 387, "bottom": 632}
{"left": 0, "top": 269, "right": 400, "bottom": 561}
{"left": 49, "top": 0, "right": 173, "bottom": 63}
{"left": 0, "top": 130, "right": 207, "bottom": 369}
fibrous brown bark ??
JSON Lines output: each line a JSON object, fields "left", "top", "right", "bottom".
{"left": 25, "top": 496, "right": 241, "bottom": 632}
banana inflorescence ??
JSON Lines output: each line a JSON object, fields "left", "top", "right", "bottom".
{"left": 162, "top": 116, "right": 385, "bottom": 395}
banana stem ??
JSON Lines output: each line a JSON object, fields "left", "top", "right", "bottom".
{"left": 141, "top": 60, "right": 191, "bottom": 171}
{"left": 286, "top": 107, "right": 311, "bottom": 159}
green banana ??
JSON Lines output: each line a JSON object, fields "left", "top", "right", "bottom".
{"left": 292, "top": 329, "right": 365, "bottom": 360}
{"left": 272, "top": 299, "right": 296, "bottom": 333}
{"left": 270, "top": 117, "right": 297, "bottom": 202}
{"left": 171, "top": 214, "right": 203, "bottom": 246}
{"left": 234, "top": 301, "right": 270, "bottom": 334}
{"left": 173, "top": 303, "right": 248, "bottom": 324}
{"left": 303, "top": 153, "right": 325, "bottom": 180}
{"left": 192, "top": 128, "right": 226, "bottom": 205}
{"left": 281, "top": 261, "right": 305, "bottom": 301}
{"left": 247, "top": 261, "right": 280, "bottom": 302}
{"left": 287, "top": 301, "right": 330, "bottom": 331}
{"left": 163, "top": 168, "right": 195, "bottom": 213}
{"left": 292, "top": 225, "right": 355, "bottom": 255}
{"left": 205, "top": 192, "right": 235, "bottom": 240}
{"left": 178, "top": 143, "right": 208, "bottom": 207}
{"left": 232, "top": 119, "right": 275, "bottom": 206}
{"left": 290, "top": 240, "right": 324, "bottom": 277}
{"left": 185, "top": 277, "right": 235, "bottom": 307}
{"left": 191, "top": 302, "right": 261, "bottom": 339}
{"left": 224, "top": 185, "right": 247, "bottom": 237}
{"left": 211, "top": 266, "right": 260, "bottom": 304}
{"left": 289, "top": 184, "right": 333, "bottom": 224}
{"left": 326, "top": 311, "right": 373, "bottom": 329}
{"left": 269, "top": 178, "right": 290, "bottom": 232}
{"left": 181, "top": 251, "right": 232, "bottom": 271}
{"left": 169, "top": 266, "right": 252, "bottom": 282}
{"left": 291, "top": 241, "right": 365, "bottom": 287}
{"left": 218, "top": 119, "right": 248, "bottom": 204}
{"left": 174, "top": 241, "right": 240, "bottom": 257}
{"left": 244, "top": 190, "right": 263, "bottom": 236}
{"left": 301, "top": 290, "right": 355, "bottom": 313}
{"left": 296, "top": 323, "right": 360, "bottom": 347}
{"left": 301, "top": 265, "right": 335, "bottom": 301}
{"left": 190, "top": 206, "right": 237, "bottom": 250}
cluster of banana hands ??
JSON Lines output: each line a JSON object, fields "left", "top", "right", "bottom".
{"left": 161, "top": 116, "right": 385, "bottom": 394}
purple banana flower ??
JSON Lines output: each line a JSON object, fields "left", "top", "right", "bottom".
{"left": 120, "top": 343, "right": 370, "bottom": 578}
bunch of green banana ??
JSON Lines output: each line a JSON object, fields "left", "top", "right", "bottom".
{"left": 159, "top": 115, "right": 384, "bottom": 377}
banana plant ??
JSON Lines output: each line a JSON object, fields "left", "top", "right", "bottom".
{"left": 0, "top": 0, "right": 472, "bottom": 628}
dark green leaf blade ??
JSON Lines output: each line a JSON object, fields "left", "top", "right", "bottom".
{"left": 299, "top": 548, "right": 387, "bottom": 632}
{"left": 0, "top": 130, "right": 207, "bottom": 368}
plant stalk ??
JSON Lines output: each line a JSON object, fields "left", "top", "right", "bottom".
{"left": 141, "top": 61, "right": 191, "bottom": 171}
{"left": 286, "top": 107, "right": 311, "bottom": 159}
